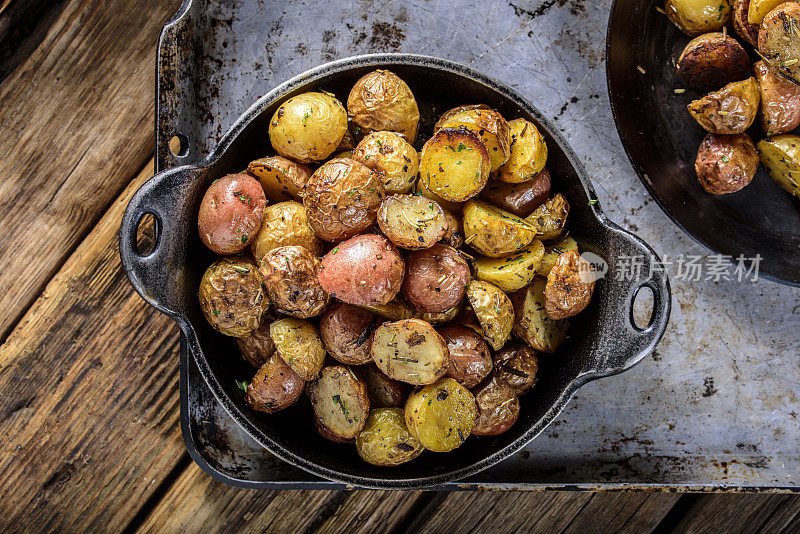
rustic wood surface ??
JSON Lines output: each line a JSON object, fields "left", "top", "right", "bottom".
{"left": 0, "top": 0, "right": 799, "bottom": 532}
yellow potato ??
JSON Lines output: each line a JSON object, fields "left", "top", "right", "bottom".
{"left": 473, "top": 240, "right": 545, "bottom": 292}
{"left": 353, "top": 131, "right": 419, "bottom": 194}
{"left": 525, "top": 194, "right": 569, "bottom": 242}
{"left": 497, "top": 119, "right": 548, "bottom": 183}
{"left": 419, "top": 128, "right": 490, "bottom": 202}
{"left": 666, "top": 0, "right": 732, "bottom": 36}
{"left": 466, "top": 280, "right": 514, "bottom": 350}
{"left": 510, "top": 277, "right": 568, "bottom": 353}
{"left": 371, "top": 319, "right": 450, "bottom": 385}
{"left": 251, "top": 201, "right": 322, "bottom": 262}
{"left": 535, "top": 236, "right": 579, "bottom": 277}
{"left": 268, "top": 92, "right": 348, "bottom": 163}
{"left": 269, "top": 318, "right": 326, "bottom": 380}
{"left": 748, "top": 0, "right": 784, "bottom": 23}
{"left": 440, "top": 108, "right": 511, "bottom": 172}
{"left": 414, "top": 172, "right": 465, "bottom": 214}
{"left": 356, "top": 408, "right": 423, "bottom": 466}
{"left": 462, "top": 199, "right": 536, "bottom": 257}
{"left": 247, "top": 156, "right": 311, "bottom": 202}
{"left": 404, "top": 378, "right": 477, "bottom": 452}
{"left": 757, "top": 2, "right": 800, "bottom": 84}
{"left": 758, "top": 135, "right": 800, "bottom": 198}
{"left": 687, "top": 77, "right": 760, "bottom": 134}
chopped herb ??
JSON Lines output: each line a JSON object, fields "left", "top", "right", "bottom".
{"left": 456, "top": 143, "right": 467, "bottom": 151}
{"left": 721, "top": 155, "right": 730, "bottom": 163}
{"left": 588, "top": 199, "right": 598, "bottom": 205}
{"left": 332, "top": 247, "right": 339, "bottom": 254}
{"left": 241, "top": 234, "right": 248, "bottom": 243}
{"left": 213, "top": 309, "right": 220, "bottom": 316}
{"left": 235, "top": 379, "right": 249, "bottom": 392}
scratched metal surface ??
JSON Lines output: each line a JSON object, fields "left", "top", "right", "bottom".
{"left": 161, "top": 0, "right": 800, "bottom": 489}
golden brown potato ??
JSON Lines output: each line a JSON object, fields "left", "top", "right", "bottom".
{"left": 496, "top": 119, "right": 547, "bottom": 183}
{"left": 544, "top": 250, "right": 595, "bottom": 320}
{"left": 440, "top": 209, "right": 465, "bottom": 249}
{"left": 439, "top": 325, "right": 493, "bottom": 389}
{"left": 434, "top": 104, "right": 492, "bottom": 131}
{"left": 259, "top": 245, "right": 329, "bottom": 318}
{"left": 352, "top": 131, "right": 419, "bottom": 194}
{"left": 480, "top": 168, "right": 552, "bottom": 217}
{"left": 359, "top": 299, "right": 416, "bottom": 321}
{"left": 235, "top": 319, "right": 276, "bottom": 368}
{"left": 677, "top": 32, "right": 751, "bottom": 91}
{"left": 251, "top": 201, "right": 322, "bottom": 263}
{"left": 371, "top": 319, "right": 450, "bottom": 385}
{"left": 303, "top": 157, "right": 386, "bottom": 242}
{"left": 270, "top": 318, "right": 326, "bottom": 380}
{"left": 402, "top": 243, "right": 471, "bottom": 313}
{"left": 414, "top": 170, "right": 466, "bottom": 214}
{"left": 356, "top": 408, "right": 423, "bottom": 466}
{"left": 493, "top": 344, "right": 539, "bottom": 395}
{"left": 536, "top": 235, "right": 579, "bottom": 277}
{"left": 244, "top": 354, "right": 305, "bottom": 413}
{"left": 687, "top": 77, "right": 760, "bottom": 134}
{"left": 733, "top": 0, "right": 760, "bottom": 45}
{"left": 758, "top": 3, "right": 800, "bottom": 84}
{"left": 754, "top": 60, "right": 800, "bottom": 135}
{"left": 319, "top": 302, "right": 379, "bottom": 365}
{"left": 199, "top": 257, "right": 267, "bottom": 337}
{"left": 247, "top": 156, "right": 312, "bottom": 202}
{"left": 356, "top": 364, "right": 408, "bottom": 408}
{"left": 416, "top": 302, "right": 462, "bottom": 325}
{"left": 377, "top": 194, "right": 449, "bottom": 250}
{"left": 748, "top": 0, "right": 786, "bottom": 23}
{"left": 462, "top": 199, "right": 536, "bottom": 257}
{"left": 307, "top": 366, "right": 369, "bottom": 442}
{"left": 758, "top": 134, "right": 800, "bottom": 198}
{"left": 198, "top": 174, "right": 267, "bottom": 255}
{"left": 471, "top": 374, "right": 520, "bottom": 436}
{"left": 666, "top": 0, "right": 732, "bottom": 36}
{"left": 695, "top": 132, "right": 759, "bottom": 194}
{"left": 525, "top": 194, "right": 569, "bottom": 242}
{"left": 268, "top": 92, "right": 348, "bottom": 163}
{"left": 466, "top": 280, "right": 514, "bottom": 351}
{"left": 473, "top": 240, "right": 545, "bottom": 293}
{"left": 347, "top": 69, "right": 420, "bottom": 143}
{"left": 419, "top": 128, "right": 491, "bottom": 202}
{"left": 511, "top": 277, "right": 568, "bottom": 353}
{"left": 404, "top": 378, "right": 477, "bottom": 452}
{"left": 439, "top": 108, "right": 511, "bottom": 172}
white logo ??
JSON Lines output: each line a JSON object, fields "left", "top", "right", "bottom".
{"left": 580, "top": 252, "right": 608, "bottom": 283}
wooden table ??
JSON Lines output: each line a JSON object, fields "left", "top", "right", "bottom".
{"left": 1, "top": 1, "right": 799, "bottom": 532}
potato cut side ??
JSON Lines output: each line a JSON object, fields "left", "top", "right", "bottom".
{"left": 758, "top": 135, "right": 800, "bottom": 198}
{"left": 474, "top": 240, "right": 545, "bottom": 292}
{"left": 419, "top": 128, "right": 490, "bottom": 202}
{"left": 536, "top": 236, "right": 579, "bottom": 277}
{"left": 497, "top": 118, "right": 548, "bottom": 183}
{"left": 307, "top": 366, "right": 369, "bottom": 441}
{"left": 247, "top": 156, "right": 310, "bottom": 202}
{"left": 462, "top": 199, "right": 536, "bottom": 258}
{"left": 466, "top": 280, "right": 514, "bottom": 350}
{"left": 356, "top": 408, "right": 423, "bottom": 466}
{"left": 404, "top": 378, "right": 477, "bottom": 452}
{"left": 371, "top": 319, "right": 450, "bottom": 385}
{"left": 511, "top": 277, "right": 568, "bottom": 353}
{"left": 748, "top": 0, "right": 785, "bottom": 24}
{"left": 359, "top": 300, "right": 415, "bottom": 321}
{"left": 378, "top": 194, "right": 448, "bottom": 249}
{"left": 440, "top": 108, "right": 511, "bottom": 172}
{"left": 525, "top": 193, "right": 569, "bottom": 242}
{"left": 758, "top": 3, "right": 800, "bottom": 84}
{"left": 270, "top": 318, "right": 326, "bottom": 380}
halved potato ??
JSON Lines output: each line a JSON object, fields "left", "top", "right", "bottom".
{"left": 462, "top": 199, "right": 536, "bottom": 257}
{"left": 758, "top": 2, "right": 800, "bottom": 84}
{"left": 270, "top": 318, "right": 326, "bottom": 380}
{"left": 473, "top": 240, "right": 545, "bottom": 292}
{"left": 497, "top": 119, "right": 548, "bottom": 183}
{"left": 352, "top": 131, "right": 420, "bottom": 194}
{"left": 356, "top": 408, "right": 423, "bottom": 466}
{"left": 666, "top": 0, "right": 732, "bottom": 36}
{"left": 377, "top": 194, "right": 448, "bottom": 250}
{"left": 466, "top": 280, "right": 514, "bottom": 351}
{"left": 419, "top": 128, "right": 491, "bottom": 202}
{"left": 434, "top": 104, "right": 491, "bottom": 131}
{"left": 535, "top": 235, "right": 579, "bottom": 277}
{"left": 687, "top": 77, "right": 760, "bottom": 134}
{"left": 677, "top": 32, "right": 751, "bottom": 91}
{"left": 439, "top": 108, "right": 511, "bottom": 172}
{"left": 733, "top": 0, "right": 760, "bottom": 45}
{"left": 748, "top": 0, "right": 785, "bottom": 23}
{"left": 307, "top": 366, "right": 369, "bottom": 442}
{"left": 415, "top": 302, "right": 463, "bottom": 325}
{"left": 440, "top": 209, "right": 465, "bottom": 249}
{"left": 525, "top": 194, "right": 569, "bottom": 242}
{"left": 247, "top": 156, "right": 312, "bottom": 202}
{"left": 758, "top": 134, "right": 800, "bottom": 198}
{"left": 754, "top": 60, "right": 800, "bottom": 135}
{"left": 404, "top": 378, "right": 477, "bottom": 452}
{"left": 510, "top": 277, "right": 568, "bottom": 353}
{"left": 413, "top": 171, "right": 466, "bottom": 214}
{"left": 371, "top": 319, "right": 450, "bottom": 385}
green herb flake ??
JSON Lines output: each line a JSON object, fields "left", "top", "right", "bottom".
{"left": 588, "top": 199, "right": 598, "bottom": 205}
{"left": 332, "top": 247, "right": 339, "bottom": 254}
{"left": 235, "top": 379, "right": 249, "bottom": 392}
{"left": 721, "top": 155, "right": 730, "bottom": 163}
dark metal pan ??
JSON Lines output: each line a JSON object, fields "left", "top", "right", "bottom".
{"left": 606, "top": 0, "right": 800, "bottom": 286}
{"left": 120, "top": 54, "right": 670, "bottom": 489}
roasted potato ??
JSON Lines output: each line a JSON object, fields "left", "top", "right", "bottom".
{"left": 303, "top": 157, "right": 386, "bottom": 242}
{"left": 318, "top": 234, "right": 405, "bottom": 306}
{"left": 536, "top": 235, "right": 579, "bottom": 277}
{"left": 252, "top": 201, "right": 322, "bottom": 263}
{"left": 733, "top": 0, "right": 760, "bottom": 45}
{"left": 473, "top": 240, "right": 545, "bottom": 293}
{"left": 471, "top": 375, "right": 520, "bottom": 436}
{"left": 270, "top": 318, "right": 326, "bottom": 380}
{"left": 416, "top": 302, "right": 462, "bottom": 325}
{"left": 748, "top": 0, "right": 786, "bottom": 23}
{"left": 440, "top": 209, "right": 465, "bottom": 249}
{"left": 466, "top": 280, "right": 514, "bottom": 351}
{"left": 493, "top": 344, "right": 539, "bottom": 395}
{"left": 356, "top": 364, "right": 408, "bottom": 408}
{"left": 419, "top": 128, "right": 491, "bottom": 202}
{"left": 511, "top": 277, "right": 568, "bottom": 353}
{"left": 319, "top": 302, "right": 379, "bottom": 365}
{"left": 352, "top": 131, "right": 419, "bottom": 194}
{"left": 758, "top": 134, "right": 800, "bottom": 198}
{"left": 677, "top": 32, "right": 751, "bottom": 91}
{"left": 496, "top": 119, "right": 548, "bottom": 183}
{"left": 666, "top": 0, "right": 732, "bottom": 35}
{"left": 307, "top": 366, "right": 369, "bottom": 442}
{"left": 695, "top": 132, "right": 758, "bottom": 194}
{"left": 268, "top": 92, "right": 348, "bottom": 163}
{"left": 439, "top": 325, "right": 493, "bottom": 389}
{"left": 480, "top": 168, "right": 551, "bottom": 217}
{"left": 244, "top": 354, "right": 305, "bottom": 413}
{"left": 359, "top": 298, "right": 416, "bottom": 321}
{"left": 356, "top": 408, "right": 423, "bottom": 465}
{"left": 758, "top": 3, "right": 800, "bottom": 84}
{"left": 247, "top": 156, "right": 312, "bottom": 202}
{"left": 404, "top": 378, "right": 477, "bottom": 452}
{"left": 439, "top": 107, "right": 511, "bottom": 172}
{"left": 544, "top": 250, "right": 595, "bottom": 320}
{"left": 525, "top": 193, "right": 569, "bottom": 242}
{"left": 377, "top": 194, "right": 449, "bottom": 250}
{"left": 401, "top": 243, "right": 471, "bottom": 313}
{"left": 371, "top": 319, "right": 450, "bottom": 385}
{"left": 198, "top": 173, "right": 267, "bottom": 255}
{"left": 199, "top": 257, "right": 267, "bottom": 337}
{"left": 463, "top": 199, "right": 536, "bottom": 257}
{"left": 687, "top": 77, "right": 760, "bottom": 134}
{"left": 754, "top": 60, "right": 800, "bottom": 135}
{"left": 235, "top": 319, "right": 276, "bottom": 368}
{"left": 434, "top": 104, "right": 492, "bottom": 131}
{"left": 414, "top": 171, "right": 466, "bottom": 214}
{"left": 347, "top": 69, "right": 420, "bottom": 143}
{"left": 259, "top": 245, "right": 329, "bottom": 318}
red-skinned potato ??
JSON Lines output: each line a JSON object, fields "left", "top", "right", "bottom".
{"left": 479, "top": 168, "right": 552, "bottom": 217}
{"left": 439, "top": 325, "right": 493, "bottom": 388}
{"left": 244, "top": 354, "right": 305, "bottom": 413}
{"left": 493, "top": 343, "right": 539, "bottom": 395}
{"left": 754, "top": 60, "right": 800, "bottom": 135}
{"left": 198, "top": 174, "right": 267, "bottom": 254}
{"left": 401, "top": 243, "right": 471, "bottom": 313}
{"left": 319, "top": 302, "right": 379, "bottom": 365}
{"left": 356, "top": 363, "right": 408, "bottom": 408}
{"left": 471, "top": 374, "right": 520, "bottom": 436}
{"left": 235, "top": 319, "right": 277, "bottom": 368}
{"left": 677, "top": 33, "right": 751, "bottom": 91}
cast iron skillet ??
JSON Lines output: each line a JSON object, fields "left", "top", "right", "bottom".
{"left": 607, "top": 1, "right": 800, "bottom": 286}
{"left": 120, "top": 54, "right": 670, "bottom": 489}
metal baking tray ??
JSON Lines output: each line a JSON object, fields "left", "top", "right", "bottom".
{"left": 159, "top": 0, "right": 800, "bottom": 490}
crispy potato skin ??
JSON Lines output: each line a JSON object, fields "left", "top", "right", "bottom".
{"left": 440, "top": 209, "right": 465, "bottom": 249}
{"left": 359, "top": 299, "right": 416, "bottom": 321}
{"left": 252, "top": 201, "right": 322, "bottom": 262}
{"left": 247, "top": 156, "right": 312, "bottom": 202}
{"left": 493, "top": 344, "right": 539, "bottom": 395}
{"left": 544, "top": 251, "right": 595, "bottom": 320}
{"left": 677, "top": 33, "right": 751, "bottom": 91}
{"left": 404, "top": 378, "right": 477, "bottom": 452}
{"left": 733, "top": 0, "right": 760, "bottom": 45}
{"left": 235, "top": 319, "right": 277, "bottom": 368}
{"left": 433, "top": 104, "right": 492, "bottom": 131}
{"left": 199, "top": 258, "right": 267, "bottom": 337}
{"left": 268, "top": 92, "right": 348, "bottom": 163}
{"left": 480, "top": 168, "right": 551, "bottom": 217}
{"left": 463, "top": 199, "right": 536, "bottom": 257}
{"left": 536, "top": 236, "right": 579, "bottom": 277}
{"left": 401, "top": 243, "right": 471, "bottom": 313}
{"left": 198, "top": 174, "right": 267, "bottom": 255}
{"left": 758, "top": 3, "right": 800, "bottom": 84}
{"left": 526, "top": 194, "right": 569, "bottom": 242}
{"left": 471, "top": 374, "right": 520, "bottom": 436}
{"left": 758, "top": 134, "right": 800, "bottom": 198}
{"left": 377, "top": 194, "right": 448, "bottom": 250}
{"left": 307, "top": 366, "right": 370, "bottom": 442}
{"left": 466, "top": 280, "right": 514, "bottom": 351}
{"left": 497, "top": 119, "right": 548, "bottom": 183}
{"left": 754, "top": 60, "right": 800, "bottom": 135}
{"left": 695, "top": 132, "right": 759, "bottom": 194}
{"left": 270, "top": 318, "right": 326, "bottom": 380}
{"left": 687, "top": 77, "right": 760, "bottom": 134}
{"left": 245, "top": 354, "right": 305, "bottom": 413}
{"left": 356, "top": 364, "right": 408, "bottom": 408}
{"left": 439, "top": 325, "right": 493, "bottom": 389}
{"left": 352, "top": 131, "right": 419, "bottom": 194}
{"left": 319, "top": 234, "right": 405, "bottom": 306}
{"left": 511, "top": 278, "right": 568, "bottom": 353}
{"left": 356, "top": 408, "right": 423, "bottom": 466}
{"left": 440, "top": 108, "right": 512, "bottom": 172}
{"left": 319, "top": 302, "right": 379, "bottom": 365}
{"left": 259, "top": 245, "right": 329, "bottom": 318}
{"left": 371, "top": 319, "right": 450, "bottom": 385}
{"left": 666, "top": 0, "right": 732, "bottom": 35}
{"left": 347, "top": 70, "right": 420, "bottom": 143}
{"left": 419, "top": 128, "right": 491, "bottom": 202}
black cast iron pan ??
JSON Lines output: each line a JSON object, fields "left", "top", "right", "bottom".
{"left": 120, "top": 54, "right": 670, "bottom": 489}
{"left": 607, "top": 1, "right": 800, "bottom": 286}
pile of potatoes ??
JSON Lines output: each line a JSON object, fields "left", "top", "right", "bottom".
{"left": 667, "top": 0, "right": 800, "bottom": 197}
{"left": 195, "top": 69, "right": 596, "bottom": 466}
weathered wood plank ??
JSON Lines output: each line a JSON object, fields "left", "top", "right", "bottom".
{"left": 670, "top": 494, "right": 800, "bottom": 533}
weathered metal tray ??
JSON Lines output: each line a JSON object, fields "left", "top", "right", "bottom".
{"left": 160, "top": 0, "right": 800, "bottom": 490}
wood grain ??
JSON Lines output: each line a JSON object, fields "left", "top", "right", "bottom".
{"left": 670, "top": 494, "right": 800, "bottom": 533}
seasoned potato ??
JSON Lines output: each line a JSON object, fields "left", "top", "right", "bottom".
{"left": 414, "top": 171, "right": 466, "bottom": 214}
{"left": 434, "top": 104, "right": 492, "bottom": 131}
{"left": 481, "top": 168, "right": 551, "bottom": 217}
{"left": 199, "top": 257, "right": 267, "bottom": 337}
{"left": 259, "top": 245, "right": 329, "bottom": 318}
{"left": 496, "top": 119, "right": 548, "bottom": 183}
{"left": 440, "top": 209, "right": 465, "bottom": 249}
{"left": 463, "top": 199, "right": 536, "bottom": 257}
{"left": 235, "top": 319, "right": 276, "bottom": 368}
{"left": 270, "top": 318, "right": 326, "bottom": 380}
{"left": 371, "top": 319, "right": 450, "bottom": 385}
{"left": 402, "top": 243, "right": 471, "bottom": 313}
{"left": 755, "top": 61, "right": 800, "bottom": 135}
{"left": 733, "top": 0, "right": 760, "bottom": 45}
{"left": 247, "top": 156, "right": 312, "bottom": 202}
{"left": 758, "top": 134, "right": 800, "bottom": 198}
{"left": 356, "top": 364, "right": 408, "bottom": 408}
{"left": 416, "top": 302, "right": 462, "bottom": 325}
{"left": 419, "top": 128, "right": 491, "bottom": 202}
{"left": 303, "top": 158, "right": 386, "bottom": 242}
{"left": 748, "top": 0, "right": 786, "bottom": 23}
{"left": 319, "top": 302, "right": 379, "bottom": 365}
{"left": 758, "top": 3, "right": 800, "bottom": 84}
{"left": 466, "top": 281, "right": 514, "bottom": 351}
{"left": 677, "top": 33, "right": 751, "bottom": 91}
{"left": 352, "top": 131, "right": 419, "bottom": 194}
{"left": 198, "top": 174, "right": 267, "bottom": 255}
{"left": 404, "top": 378, "right": 477, "bottom": 452}
{"left": 252, "top": 201, "right": 322, "bottom": 263}
{"left": 493, "top": 344, "right": 539, "bottom": 395}
{"left": 439, "top": 325, "right": 493, "bottom": 389}
{"left": 360, "top": 298, "right": 415, "bottom": 321}
{"left": 473, "top": 240, "right": 545, "bottom": 292}
{"left": 377, "top": 194, "right": 449, "bottom": 250}
{"left": 687, "top": 77, "right": 760, "bottom": 134}
{"left": 268, "top": 92, "right": 348, "bottom": 163}
{"left": 318, "top": 234, "right": 405, "bottom": 306}
{"left": 511, "top": 277, "right": 568, "bottom": 353}
{"left": 307, "top": 366, "right": 369, "bottom": 442}
{"left": 695, "top": 132, "right": 758, "bottom": 194}
{"left": 347, "top": 69, "right": 420, "bottom": 143}
{"left": 356, "top": 408, "right": 423, "bottom": 466}
{"left": 544, "top": 250, "right": 595, "bottom": 320}
{"left": 536, "top": 235, "right": 579, "bottom": 277}
{"left": 665, "top": 0, "right": 732, "bottom": 36}
{"left": 244, "top": 354, "right": 305, "bottom": 413}
{"left": 439, "top": 108, "right": 511, "bottom": 172}
{"left": 471, "top": 375, "right": 520, "bottom": 436}
{"left": 525, "top": 194, "right": 569, "bottom": 242}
